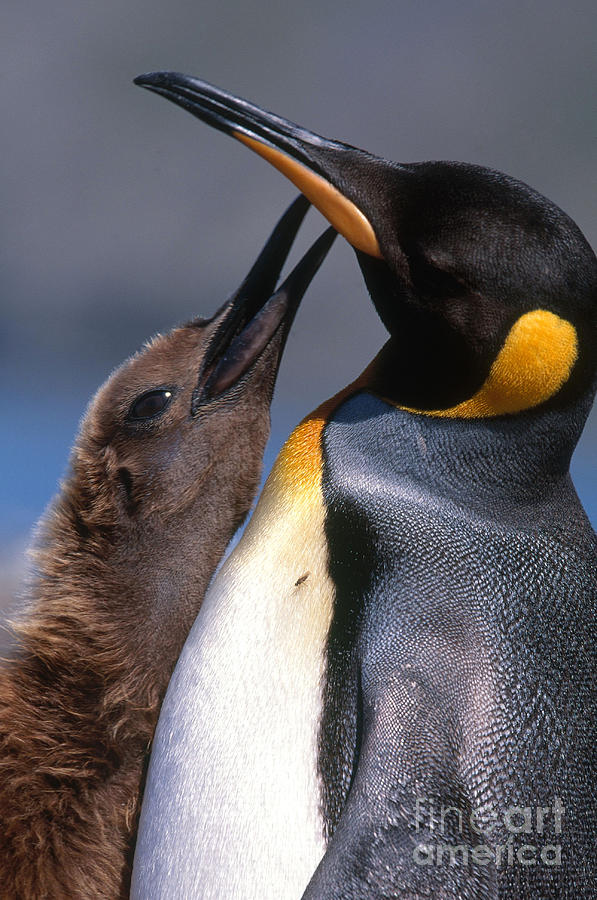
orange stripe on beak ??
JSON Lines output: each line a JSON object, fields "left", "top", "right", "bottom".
{"left": 235, "top": 132, "right": 382, "bottom": 259}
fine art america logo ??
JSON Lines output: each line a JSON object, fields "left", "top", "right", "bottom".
{"left": 413, "top": 797, "right": 564, "bottom": 868}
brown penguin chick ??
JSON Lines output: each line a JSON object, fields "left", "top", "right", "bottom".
{"left": 0, "top": 197, "right": 335, "bottom": 900}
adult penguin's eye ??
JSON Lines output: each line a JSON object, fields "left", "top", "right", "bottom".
{"left": 128, "top": 389, "right": 173, "bottom": 421}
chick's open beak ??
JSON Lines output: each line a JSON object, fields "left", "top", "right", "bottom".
{"left": 192, "top": 196, "right": 336, "bottom": 410}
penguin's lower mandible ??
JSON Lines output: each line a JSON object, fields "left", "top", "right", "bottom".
{"left": 0, "top": 196, "right": 334, "bottom": 899}
{"left": 132, "top": 73, "right": 597, "bottom": 900}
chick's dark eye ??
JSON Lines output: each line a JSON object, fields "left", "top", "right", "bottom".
{"left": 129, "top": 389, "right": 173, "bottom": 421}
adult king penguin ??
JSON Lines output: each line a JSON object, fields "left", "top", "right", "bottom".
{"left": 0, "top": 197, "right": 334, "bottom": 899}
{"left": 132, "top": 73, "right": 597, "bottom": 899}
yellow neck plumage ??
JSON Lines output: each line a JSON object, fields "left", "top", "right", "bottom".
{"left": 274, "top": 309, "right": 577, "bottom": 502}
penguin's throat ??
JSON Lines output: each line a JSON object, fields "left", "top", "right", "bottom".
{"left": 267, "top": 344, "right": 590, "bottom": 514}
{"left": 321, "top": 389, "right": 591, "bottom": 513}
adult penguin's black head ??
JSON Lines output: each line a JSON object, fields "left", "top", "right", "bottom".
{"left": 134, "top": 71, "right": 597, "bottom": 417}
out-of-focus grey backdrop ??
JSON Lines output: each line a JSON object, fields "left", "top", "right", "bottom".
{"left": 1, "top": 0, "right": 596, "bottom": 620}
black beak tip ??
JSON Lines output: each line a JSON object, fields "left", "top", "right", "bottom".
{"left": 134, "top": 71, "right": 181, "bottom": 90}
{"left": 133, "top": 72, "right": 156, "bottom": 88}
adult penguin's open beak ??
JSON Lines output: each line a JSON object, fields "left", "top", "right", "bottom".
{"left": 134, "top": 71, "right": 385, "bottom": 260}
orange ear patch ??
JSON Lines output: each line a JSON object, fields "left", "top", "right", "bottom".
{"left": 234, "top": 132, "right": 382, "bottom": 258}
{"left": 406, "top": 309, "right": 578, "bottom": 419}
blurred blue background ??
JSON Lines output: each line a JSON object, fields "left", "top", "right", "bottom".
{"left": 1, "top": 0, "right": 595, "bottom": 616}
